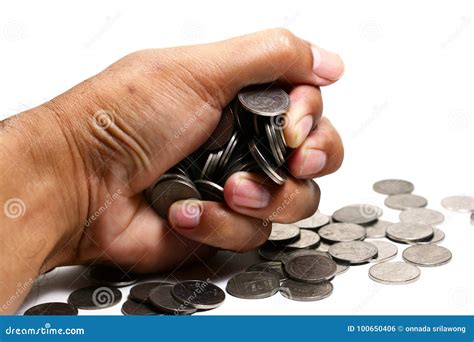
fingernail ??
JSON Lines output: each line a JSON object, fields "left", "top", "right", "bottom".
{"left": 232, "top": 176, "right": 270, "bottom": 209}
{"left": 289, "top": 114, "right": 313, "bottom": 148}
{"left": 299, "top": 149, "right": 327, "bottom": 177}
{"left": 168, "top": 200, "right": 202, "bottom": 228}
{"left": 311, "top": 45, "right": 345, "bottom": 81}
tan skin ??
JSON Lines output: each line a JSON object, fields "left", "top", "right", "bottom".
{"left": 0, "top": 29, "right": 344, "bottom": 314}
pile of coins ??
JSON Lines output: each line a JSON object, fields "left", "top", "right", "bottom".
{"left": 145, "top": 83, "right": 291, "bottom": 218}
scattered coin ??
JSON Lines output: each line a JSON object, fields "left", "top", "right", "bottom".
{"left": 129, "top": 281, "right": 173, "bottom": 303}
{"left": 386, "top": 222, "right": 434, "bottom": 244}
{"left": 281, "top": 250, "right": 331, "bottom": 265}
{"left": 441, "top": 195, "right": 474, "bottom": 213}
{"left": 68, "top": 286, "right": 122, "bottom": 310}
{"left": 149, "top": 285, "right": 197, "bottom": 315}
{"left": 295, "top": 211, "right": 330, "bottom": 230}
{"left": 282, "top": 229, "right": 320, "bottom": 250}
{"left": 471, "top": 213, "right": 474, "bottom": 226}
{"left": 226, "top": 271, "right": 280, "bottom": 299}
{"left": 373, "top": 179, "right": 414, "bottom": 195}
{"left": 367, "top": 240, "right": 398, "bottom": 263}
{"left": 268, "top": 223, "right": 301, "bottom": 245}
{"left": 246, "top": 261, "right": 286, "bottom": 281}
{"left": 416, "top": 228, "right": 445, "bottom": 245}
{"left": 402, "top": 244, "right": 452, "bottom": 267}
{"left": 24, "top": 302, "right": 78, "bottom": 316}
{"left": 283, "top": 253, "right": 337, "bottom": 283}
{"left": 369, "top": 261, "right": 420, "bottom": 284}
{"left": 364, "top": 220, "right": 391, "bottom": 238}
{"left": 334, "top": 262, "right": 350, "bottom": 275}
{"left": 257, "top": 245, "right": 288, "bottom": 262}
{"left": 399, "top": 208, "right": 445, "bottom": 225}
{"left": 318, "top": 223, "right": 366, "bottom": 243}
{"left": 384, "top": 194, "right": 428, "bottom": 210}
{"left": 121, "top": 299, "right": 165, "bottom": 316}
{"left": 279, "top": 279, "right": 333, "bottom": 301}
{"left": 89, "top": 265, "right": 138, "bottom": 287}
{"left": 332, "top": 204, "right": 382, "bottom": 225}
{"left": 328, "top": 241, "right": 378, "bottom": 264}
{"left": 172, "top": 280, "right": 225, "bottom": 310}
{"left": 316, "top": 241, "right": 331, "bottom": 252}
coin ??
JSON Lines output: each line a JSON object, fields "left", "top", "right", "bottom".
{"left": 257, "top": 245, "right": 288, "bottom": 261}
{"left": 68, "top": 286, "right": 122, "bottom": 310}
{"left": 226, "top": 271, "right": 280, "bottom": 299}
{"left": 246, "top": 261, "right": 286, "bottom": 281}
{"left": 402, "top": 244, "right": 452, "bottom": 267}
{"left": 129, "top": 281, "right": 173, "bottom": 303}
{"left": 441, "top": 195, "right": 474, "bottom": 213}
{"left": 332, "top": 204, "right": 382, "bottom": 225}
{"left": 282, "top": 229, "right": 320, "bottom": 250}
{"left": 369, "top": 261, "right": 420, "bottom": 284}
{"left": 416, "top": 228, "right": 445, "bottom": 245}
{"left": 149, "top": 285, "right": 197, "bottom": 315}
{"left": 364, "top": 220, "right": 391, "bottom": 238}
{"left": 373, "top": 179, "right": 414, "bottom": 195}
{"left": 24, "top": 302, "right": 78, "bottom": 316}
{"left": 194, "top": 180, "right": 224, "bottom": 202}
{"left": 281, "top": 249, "right": 332, "bottom": 265}
{"left": 384, "top": 194, "right": 428, "bottom": 210}
{"left": 386, "top": 222, "right": 434, "bottom": 244}
{"left": 295, "top": 211, "right": 330, "bottom": 230}
{"left": 172, "top": 280, "right": 225, "bottom": 310}
{"left": 148, "top": 178, "right": 201, "bottom": 219}
{"left": 238, "top": 84, "right": 290, "bottom": 116}
{"left": 316, "top": 241, "right": 331, "bottom": 252}
{"left": 328, "top": 241, "right": 378, "bottom": 264}
{"left": 318, "top": 223, "right": 366, "bottom": 243}
{"left": 367, "top": 240, "right": 398, "bottom": 263}
{"left": 268, "top": 223, "right": 301, "bottom": 245}
{"left": 335, "top": 262, "right": 350, "bottom": 275}
{"left": 283, "top": 253, "right": 337, "bottom": 283}
{"left": 248, "top": 139, "right": 287, "bottom": 184}
{"left": 471, "top": 213, "right": 474, "bottom": 225}
{"left": 89, "top": 265, "right": 138, "bottom": 287}
{"left": 399, "top": 208, "right": 445, "bottom": 225}
{"left": 121, "top": 299, "right": 165, "bottom": 316}
{"left": 279, "top": 279, "right": 333, "bottom": 301}
{"left": 201, "top": 105, "right": 235, "bottom": 150}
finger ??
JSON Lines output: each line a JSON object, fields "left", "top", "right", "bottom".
{"left": 283, "top": 85, "right": 323, "bottom": 148}
{"left": 186, "top": 28, "right": 344, "bottom": 101}
{"left": 223, "top": 172, "right": 320, "bottom": 223}
{"left": 288, "top": 117, "right": 344, "bottom": 179}
{"left": 168, "top": 199, "right": 270, "bottom": 252}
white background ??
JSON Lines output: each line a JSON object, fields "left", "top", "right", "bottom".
{"left": 1, "top": 0, "right": 473, "bottom": 315}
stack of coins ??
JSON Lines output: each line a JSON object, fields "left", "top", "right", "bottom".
{"left": 145, "top": 83, "right": 290, "bottom": 218}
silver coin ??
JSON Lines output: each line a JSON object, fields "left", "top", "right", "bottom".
{"left": 471, "top": 213, "right": 474, "bottom": 225}
{"left": 384, "top": 194, "right": 428, "bottom": 210}
{"left": 402, "top": 244, "right": 452, "bottom": 267}
{"left": 416, "top": 228, "right": 445, "bottom": 245}
{"left": 318, "top": 223, "right": 366, "bottom": 243}
{"left": 194, "top": 180, "right": 224, "bottom": 202}
{"left": 295, "top": 211, "right": 330, "bottom": 230}
{"left": 279, "top": 279, "right": 333, "bottom": 302}
{"left": 386, "top": 222, "right": 434, "bottom": 244}
{"left": 257, "top": 245, "right": 288, "bottom": 261}
{"left": 248, "top": 139, "right": 287, "bottom": 184}
{"left": 316, "top": 241, "right": 331, "bottom": 252}
{"left": 268, "top": 223, "right": 300, "bottom": 245}
{"left": 335, "top": 262, "right": 350, "bottom": 275}
{"left": 369, "top": 261, "right": 420, "bottom": 284}
{"left": 246, "top": 261, "right": 286, "bottom": 281}
{"left": 172, "top": 280, "right": 225, "bottom": 310}
{"left": 238, "top": 84, "right": 290, "bottom": 116}
{"left": 281, "top": 249, "right": 331, "bottom": 265}
{"left": 226, "top": 271, "right": 280, "bottom": 299}
{"left": 367, "top": 240, "right": 398, "bottom": 263}
{"left": 121, "top": 299, "right": 165, "bottom": 316}
{"left": 441, "top": 195, "right": 474, "bottom": 213}
{"left": 328, "top": 241, "right": 378, "bottom": 264}
{"left": 201, "top": 105, "right": 235, "bottom": 150}
{"left": 373, "top": 179, "right": 414, "bottom": 195}
{"left": 89, "top": 265, "right": 138, "bottom": 287}
{"left": 265, "top": 122, "right": 286, "bottom": 166}
{"left": 149, "top": 285, "right": 197, "bottom": 315}
{"left": 129, "top": 281, "right": 173, "bottom": 303}
{"left": 282, "top": 229, "right": 321, "bottom": 250}
{"left": 283, "top": 253, "right": 337, "bottom": 283}
{"left": 399, "top": 208, "right": 445, "bottom": 225}
{"left": 364, "top": 220, "right": 391, "bottom": 238}
{"left": 24, "top": 302, "right": 78, "bottom": 316}
{"left": 68, "top": 286, "right": 122, "bottom": 310}
{"left": 332, "top": 204, "right": 382, "bottom": 225}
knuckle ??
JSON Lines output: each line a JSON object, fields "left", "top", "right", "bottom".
{"left": 265, "top": 28, "right": 300, "bottom": 63}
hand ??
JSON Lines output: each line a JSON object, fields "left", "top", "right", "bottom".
{"left": 0, "top": 29, "right": 344, "bottom": 310}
